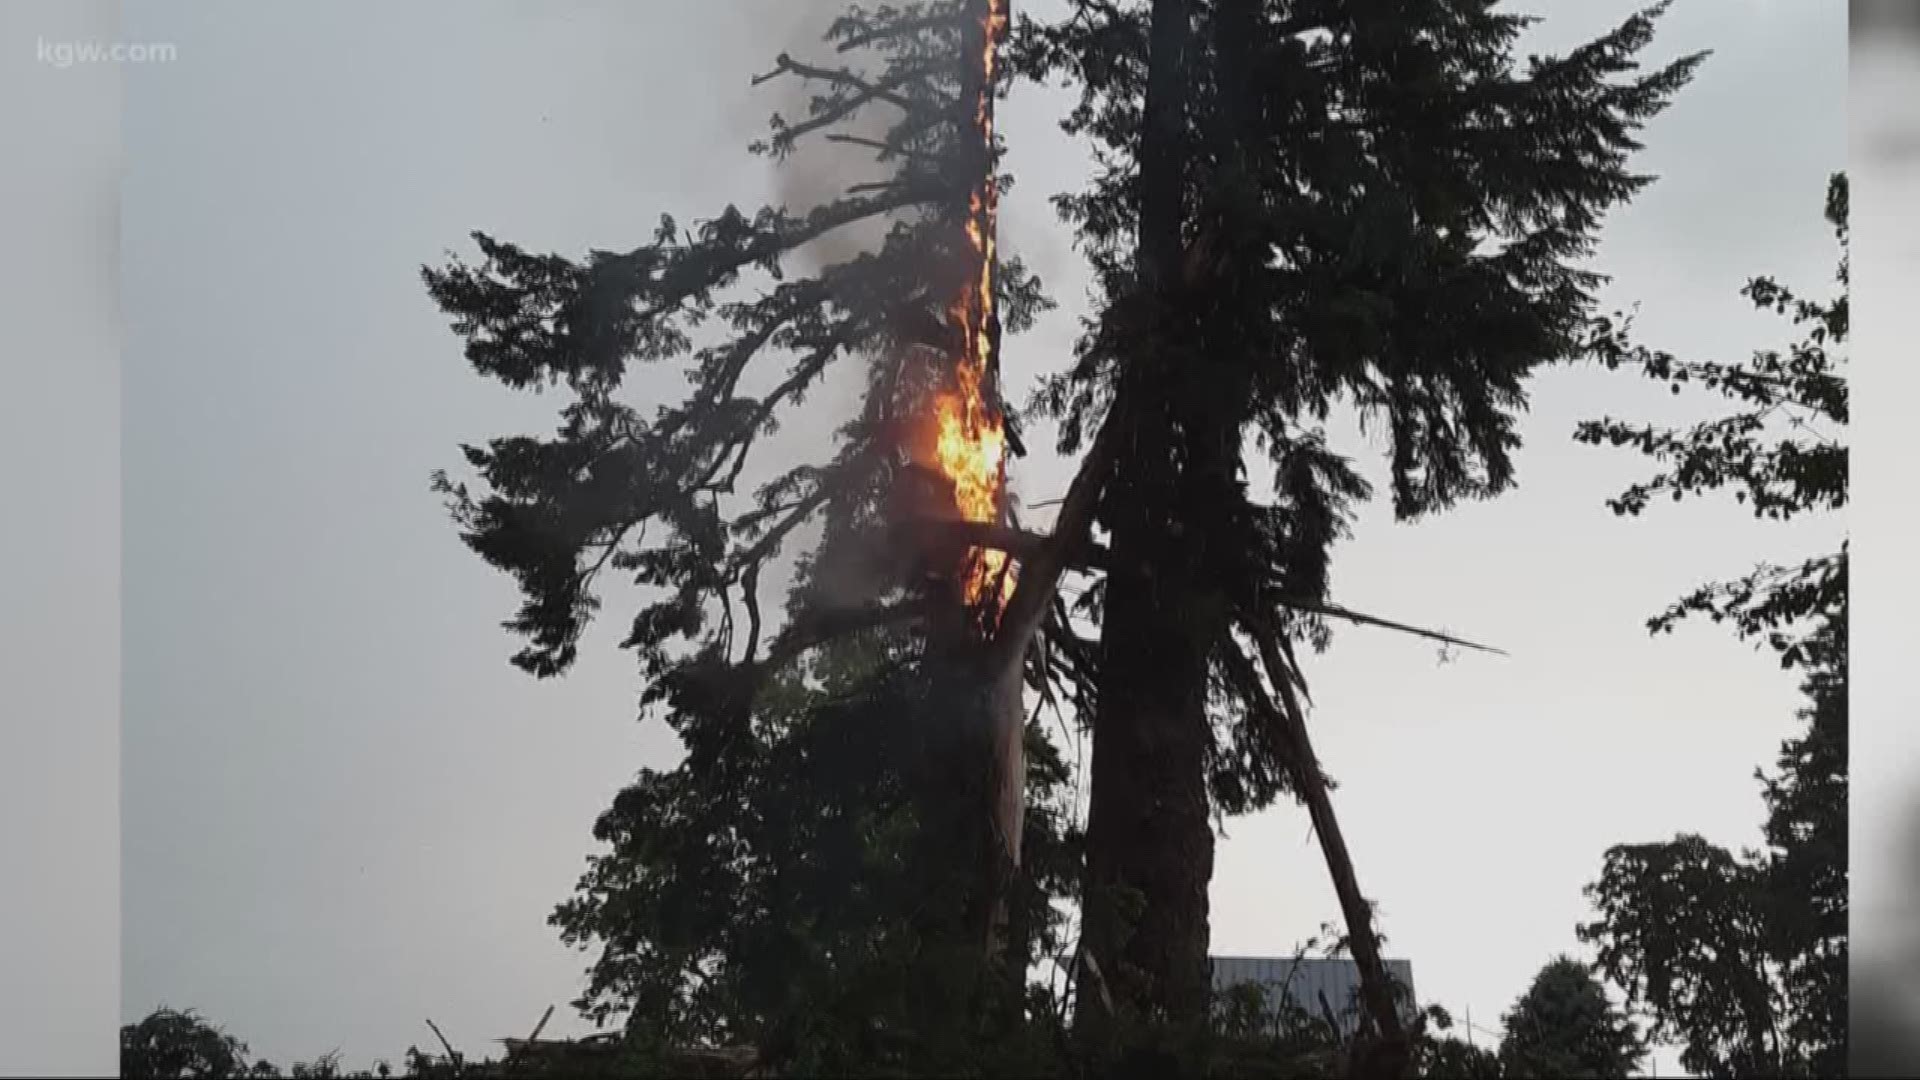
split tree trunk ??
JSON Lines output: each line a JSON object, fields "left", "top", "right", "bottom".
{"left": 957, "top": 0, "right": 1027, "bottom": 993}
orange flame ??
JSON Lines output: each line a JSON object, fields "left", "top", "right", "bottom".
{"left": 931, "top": 0, "right": 1016, "bottom": 617}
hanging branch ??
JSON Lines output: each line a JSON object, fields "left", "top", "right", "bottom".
{"left": 1240, "top": 614, "right": 1411, "bottom": 1076}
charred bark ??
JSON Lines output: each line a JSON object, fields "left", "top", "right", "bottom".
{"left": 967, "top": 0, "right": 1027, "bottom": 978}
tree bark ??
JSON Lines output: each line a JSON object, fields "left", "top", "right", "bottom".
{"left": 958, "top": 0, "right": 1026, "bottom": 997}
{"left": 1077, "top": 0, "right": 1222, "bottom": 1049}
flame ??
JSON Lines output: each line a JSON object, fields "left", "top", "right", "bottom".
{"left": 928, "top": 0, "right": 1017, "bottom": 617}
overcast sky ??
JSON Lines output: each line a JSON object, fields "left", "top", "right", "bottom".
{"left": 1848, "top": 6, "right": 1920, "bottom": 1071}
{"left": 14, "top": 0, "right": 1842, "bottom": 1072}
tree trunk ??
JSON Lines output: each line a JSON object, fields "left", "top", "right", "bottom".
{"left": 1077, "top": 0, "right": 1220, "bottom": 1049}
{"left": 952, "top": 0, "right": 1026, "bottom": 1003}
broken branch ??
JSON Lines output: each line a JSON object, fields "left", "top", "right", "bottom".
{"left": 424, "top": 1018, "right": 459, "bottom": 1064}
{"left": 1246, "top": 625, "right": 1410, "bottom": 1061}
{"left": 897, "top": 516, "right": 1507, "bottom": 660}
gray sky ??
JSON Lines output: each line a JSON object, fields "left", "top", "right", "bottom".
{"left": 0, "top": 1, "right": 121, "bottom": 1076}
{"left": 81, "top": 0, "right": 1844, "bottom": 1073}
{"left": 1848, "top": 5, "right": 1920, "bottom": 1070}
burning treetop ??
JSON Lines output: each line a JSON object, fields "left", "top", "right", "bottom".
{"left": 931, "top": 0, "right": 1016, "bottom": 618}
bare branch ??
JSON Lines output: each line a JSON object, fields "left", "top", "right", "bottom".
{"left": 984, "top": 396, "right": 1133, "bottom": 676}
{"left": 826, "top": 133, "right": 941, "bottom": 162}
{"left": 1261, "top": 590, "right": 1508, "bottom": 657}
{"left": 834, "top": 13, "right": 967, "bottom": 53}
{"left": 847, "top": 179, "right": 915, "bottom": 196}
{"left": 761, "top": 53, "right": 936, "bottom": 116}
{"left": 694, "top": 330, "right": 859, "bottom": 498}
{"left": 729, "top": 483, "right": 836, "bottom": 579}
{"left": 752, "top": 52, "right": 952, "bottom": 155}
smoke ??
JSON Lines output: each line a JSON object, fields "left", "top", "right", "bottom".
{"left": 736, "top": 0, "right": 901, "bottom": 275}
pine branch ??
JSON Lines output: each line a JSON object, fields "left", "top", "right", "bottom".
{"left": 1212, "top": 637, "right": 1298, "bottom": 800}
{"left": 614, "top": 183, "right": 944, "bottom": 330}
{"left": 753, "top": 595, "right": 933, "bottom": 677}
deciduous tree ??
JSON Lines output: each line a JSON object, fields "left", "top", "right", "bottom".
{"left": 1578, "top": 175, "right": 1848, "bottom": 1079}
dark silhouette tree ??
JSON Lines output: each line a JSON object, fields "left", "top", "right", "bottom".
{"left": 549, "top": 629, "right": 1082, "bottom": 1075}
{"left": 1578, "top": 175, "right": 1848, "bottom": 1079}
{"left": 121, "top": 1008, "right": 253, "bottom": 1079}
{"left": 424, "top": 1, "right": 1083, "bottom": 1071}
{"left": 1496, "top": 957, "right": 1646, "bottom": 1078}
{"left": 1008, "top": 1, "right": 1701, "bottom": 1066}
{"left": 425, "top": 0, "right": 1699, "bottom": 1072}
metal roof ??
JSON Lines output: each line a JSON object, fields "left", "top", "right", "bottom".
{"left": 1210, "top": 956, "right": 1417, "bottom": 1036}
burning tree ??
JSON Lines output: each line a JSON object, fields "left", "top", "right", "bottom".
{"left": 426, "top": 0, "right": 1068, "bottom": 1071}
{"left": 428, "top": 0, "right": 1700, "bottom": 1074}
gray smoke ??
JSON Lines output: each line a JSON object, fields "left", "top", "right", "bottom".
{"left": 719, "top": 1, "right": 926, "bottom": 618}
{"left": 741, "top": 0, "right": 903, "bottom": 274}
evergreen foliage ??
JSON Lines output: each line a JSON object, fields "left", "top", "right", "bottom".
{"left": 419, "top": 0, "right": 1702, "bottom": 1071}
{"left": 424, "top": 2, "right": 1073, "bottom": 1071}
{"left": 1011, "top": 0, "right": 1701, "bottom": 1042}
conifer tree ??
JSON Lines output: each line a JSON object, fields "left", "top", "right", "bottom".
{"left": 1009, "top": 0, "right": 1701, "bottom": 1066}
{"left": 1497, "top": 957, "right": 1646, "bottom": 1079}
{"left": 426, "top": 2, "right": 1074, "bottom": 1069}
{"left": 428, "top": 0, "right": 1701, "bottom": 1072}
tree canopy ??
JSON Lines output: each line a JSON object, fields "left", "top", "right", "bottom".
{"left": 1010, "top": 0, "right": 1700, "bottom": 1055}
{"left": 1496, "top": 956, "right": 1646, "bottom": 1079}
{"left": 425, "top": 2, "right": 1077, "bottom": 1071}
{"left": 1578, "top": 174, "right": 1848, "bottom": 1079}
{"left": 422, "top": 0, "right": 1704, "bottom": 1073}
